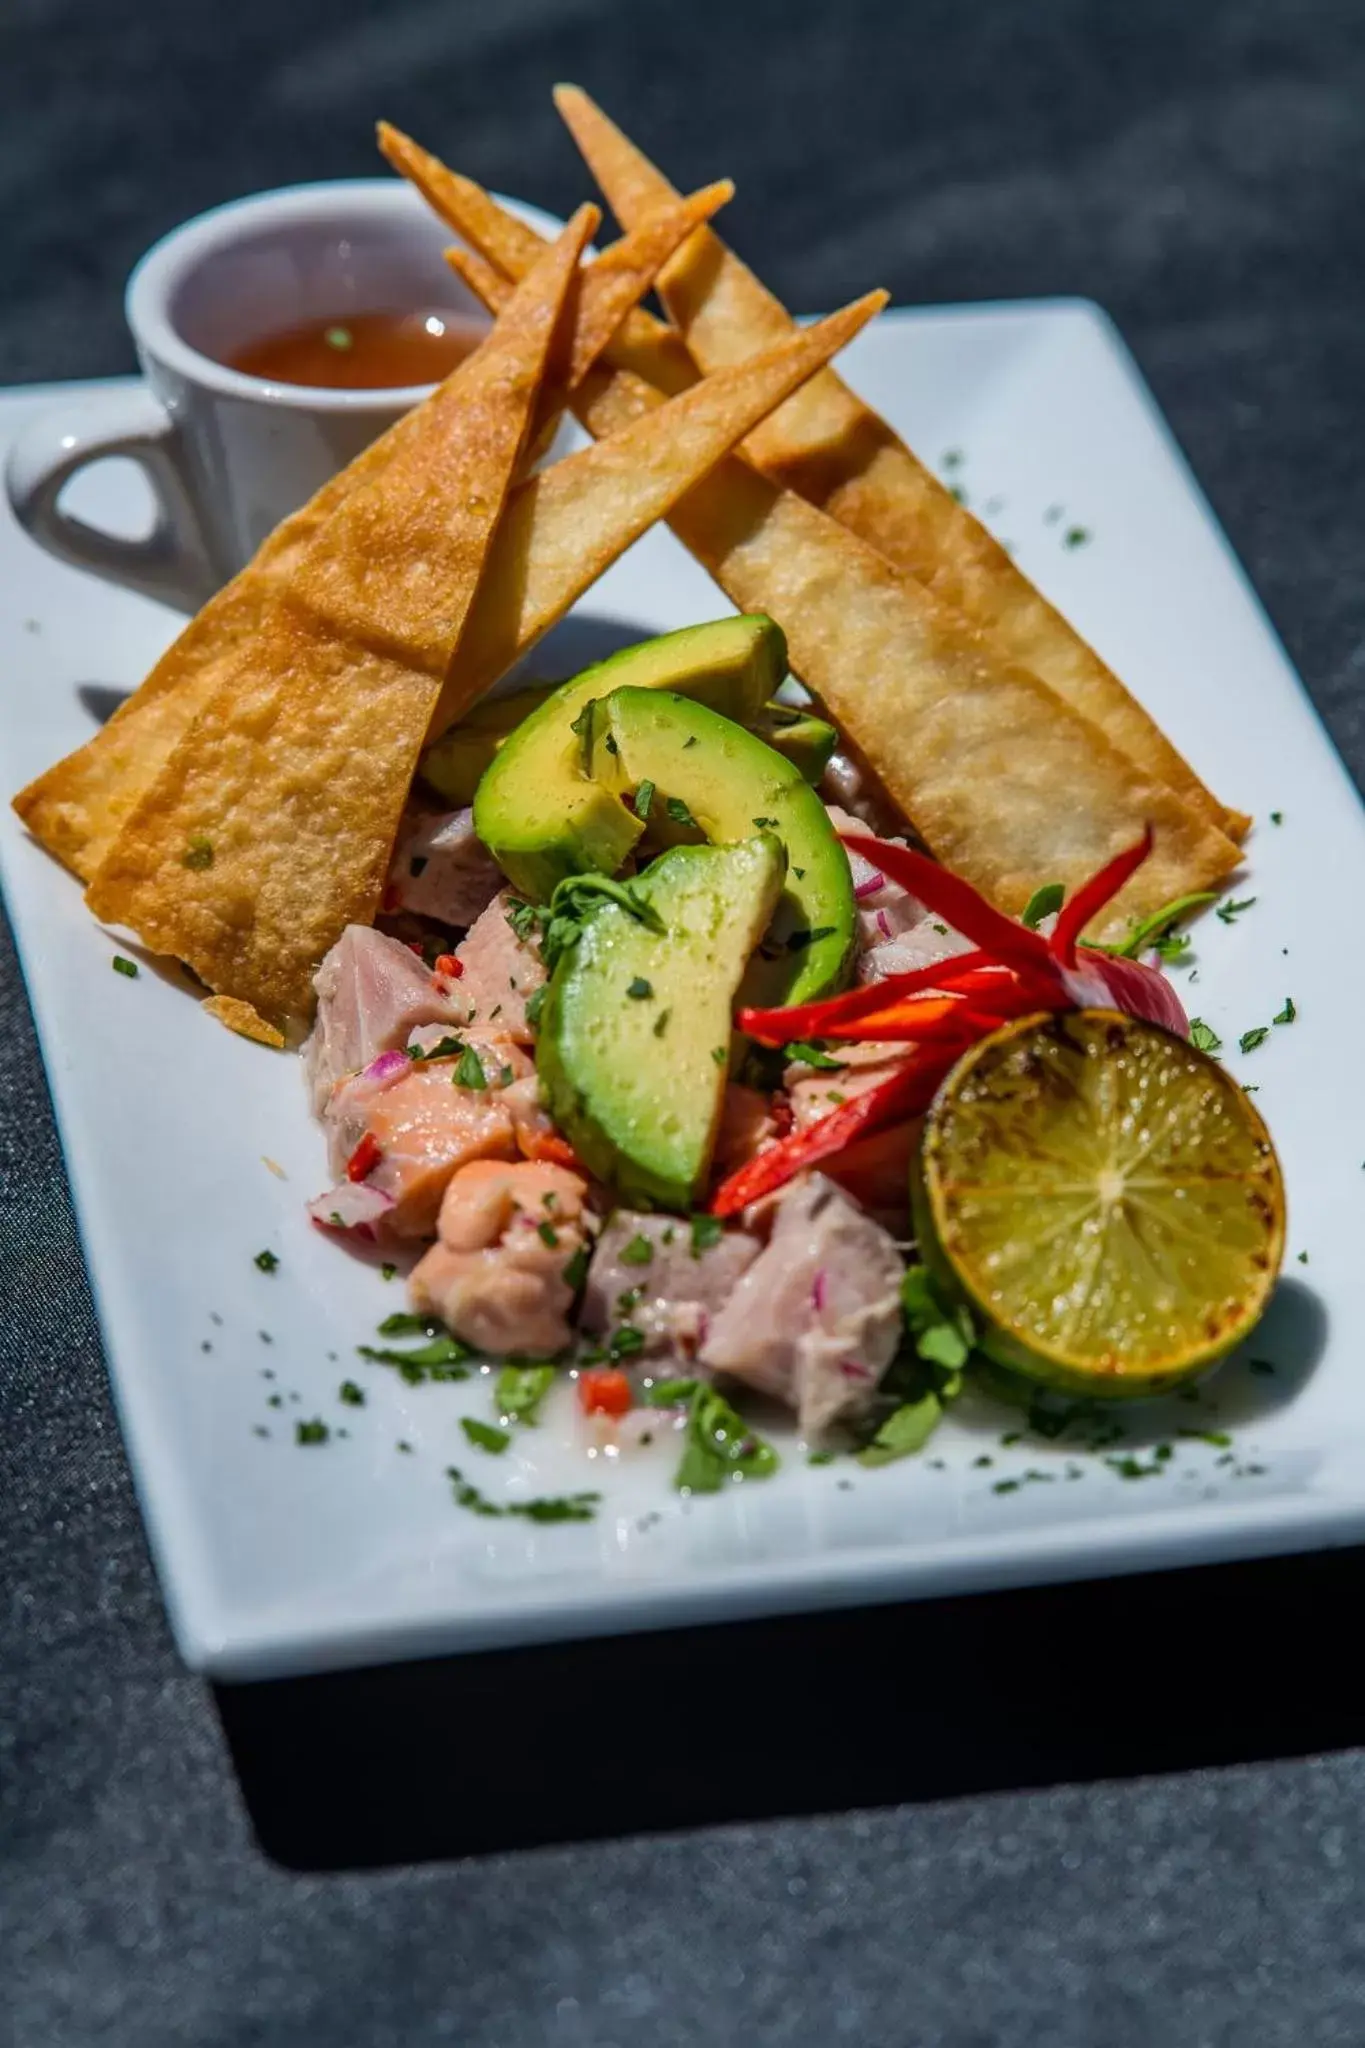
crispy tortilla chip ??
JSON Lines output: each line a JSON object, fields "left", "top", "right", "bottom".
{"left": 569, "top": 359, "right": 1241, "bottom": 934}
{"left": 378, "top": 121, "right": 698, "bottom": 400}
{"left": 201, "top": 994, "right": 286, "bottom": 1049}
{"left": 554, "top": 84, "right": 1246, "bottom": 841}
{"left": 87, "top": 209, "right": 598, "bottom": 1027}
{"left": 427, "top": 289, "right": 888, "bottom": 736}
{"left": 14, "top": 361, "right": 440, "bottom": 882}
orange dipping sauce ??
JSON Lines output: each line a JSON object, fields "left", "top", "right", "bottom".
{"left": 228, "top": 309, "right": 486, "bottom": 390}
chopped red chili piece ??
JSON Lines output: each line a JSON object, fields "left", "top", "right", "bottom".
{"left": 1049, "top": 826, "right": 1153, "bottom": 966}
{"left": 712, "top": 1057, "right": 951, "bottom": 1216}
{"left": 578, "top": 1368, "right": 633, "bottom": 1419}
{"left": 345, "top": 1131, "right": 383, "bottom": 1183}
{"left": 433, "top": 953, "right": 462, "bottom": 979}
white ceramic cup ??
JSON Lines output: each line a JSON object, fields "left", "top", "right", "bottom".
{"left": 4, "top": 179, "right": 559, "bottom": 613}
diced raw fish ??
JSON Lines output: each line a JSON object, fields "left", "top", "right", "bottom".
{"left": 305, "top": 1181, "right": 395, "bottom": 1238}
{"left": 335, "top": 1063, "right": 523, "bottom": 1238}
{"left": 714, "top": 1084, "right": 776, "bottom": 1172}
{"left": 701, "top": 1172, "right": 903, "bottom": 1439}
{"left": 304, "top": 925, "right": 469, "bottom": 1112}
{"left": 455, "top": 891, "right": 546, "bottom": 1042}
{"left": 409, "top": 1160, "right": 590, "bottom": 1355}
{"left": 388, "top": 806, "right": 503, "bottom": 931}
{"left": 582, "top": 1210, "right": 762, "bottom": 1360}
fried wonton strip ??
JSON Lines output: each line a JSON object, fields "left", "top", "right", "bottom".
{"left": 427, "top": 288, "right": 888, "bottom": 736}
{"left": 86, "top": 209, "right": 598, "bottom": 1027}
{"left": 15, "top": 173, "right": 711, "bottom": 884}
{"left": 554, "top": 84, "right": 1247, "bottom": 842}
{"left": 201, "top": 995, "right": 286, "bottom": 1049}
{"left": 377, "top": 121, "right": 698, "bottom": 400}
{"left": 461, "top": 228, "right": 1242, "bottom": 933}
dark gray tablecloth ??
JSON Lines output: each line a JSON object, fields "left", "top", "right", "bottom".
{"left": 5, "top": 2, "right": 1365, "bottom": 2041}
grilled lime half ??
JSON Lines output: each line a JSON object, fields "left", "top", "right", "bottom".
{"left": 911, "top": 1009, "right": 1286, "bottom": 1399}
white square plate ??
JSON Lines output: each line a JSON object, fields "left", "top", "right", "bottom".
{"left": 3, "top": 302, "right": 1362, "bottom": 1681}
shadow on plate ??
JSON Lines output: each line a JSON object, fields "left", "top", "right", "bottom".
{"left": 500, "top": 610, "right": 664, "bottom": 689}
{"left": 218, "top": 1522, "right": 1365, "bottom": 1874}
{"left": 76, "top": 681, "right": 132, "bottom": 725}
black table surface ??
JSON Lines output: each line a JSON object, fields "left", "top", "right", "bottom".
{"left": 5, "top": 2, "right": 1365, "bottom": 2041}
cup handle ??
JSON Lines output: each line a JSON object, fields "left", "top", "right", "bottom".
{"left": 4, "top": 385, "right": 219, "bottom": 613}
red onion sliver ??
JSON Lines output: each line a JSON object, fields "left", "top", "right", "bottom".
{"left": 362, "top": 1047, "right": 412, "bottom": 1082}
{"left": 811, "top": 1269, "right": 828, "bottom": 1312}
{"left": 853, "top": 871, "right": 887, "bottom": 900}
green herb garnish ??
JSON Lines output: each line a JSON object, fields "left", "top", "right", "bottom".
{"left": 296, "top": 1418, "right": 329, "bottom": 1445}
{"left": 536, "top": 1219, "right": 559, "bottom": 1249}
{"left": 409, "top": 1033, "right": 466, "bottom": 1063}
{"left": 506, "top": 898, "right": 542, "bottom": 944}
{"left": 626, "top": 976, "right": 653, "bottom": 1000}
{"left": 786, "top": 925, "right": 837, "bottom": 953}
{"left": 1273, "top": 996, "right": 1296, "bottom": 1025}
{"left": 665, "top": 795, "right": 697, "bottom": 828}
{"left": 621, "top": 1234, "right": 654, "bottom": 1267}
{"left": 111, "top": 954, "right": 139, "bottom": 979}
{"left": 461, "top": 1416, "right": 511, "bottom": 1454}
{"left": 446, "top": 1466, "right": 600, "bottom": 1521}
{"left": 783, "top": 1040, "right": 845, "bottom": 1071}
{"left": 752, "top": 815, "right": 780, "bottom": 829}
{"left": 338, "top": 1380, "right": 366, "bottom": 1406}
{"left": 253, "top": 1248, "right": 279, "bottom": 1273}
{"left": 1189, "top": 1018, "right": 1222, "bottom": 1055}
{"left": 524, "top": 985, "right": 546, "bottom": 1031}
{"left": 358, "top": 1332, "right": 472, "bottom": 1383}
{"left": 857, "top": 1394, "right": 945, "bottom": 1467}
{"left": 1239, "top": 1026, "right": 1269, "bottom": 1054}
{"left": 1104, "top": 891, "right": 1218, "bottom": 960}
{"left": 454, "top": 1045, "right": 487, "bottom": 1090}
{"left": 495, "top": 1362, "right": 557, "bottom": 1424}
{"left": 674, "top": 1383, "right": 779, "bottom": 1493}
{"left": 1063, "top": 525, "right": 1091, "bottom": 549}
{"left": 635, "top": 778, "right": 655, "bottom": 820}
{"left": 1217, "top": 896, "right": 1256, "bottom": 925}
{"left": 690, "top": 1213, "right": 724, "bottom": 1257}
{"left": 607, "top": 1325, "right": 645, "bottom": 1362}
{"left": 1021, "top": 882, "right": 1064, "bottom": 930}
{"left": 181, "top": 834, "right": 214, "bottom": 870}
{"left": 562, "top": 1244, "right": 590, "bottom": 1292}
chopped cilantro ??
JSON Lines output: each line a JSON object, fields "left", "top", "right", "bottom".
{"left": 807, "top": 1448, "right": 837, "bottom": 1466}
{"left": 562, "top": 1244, "right": 590, "bottom": 1292}
{"left": 786, "top": 925, "right": 837, "bottom": 953}
{"left": 752, "top": 815, "right": 780, "bottom": 829}
{"left": 409, "top": 1033, "right": 465, "bottom": 1063}
{"left": 495, "top": 1362, "right": 557, "bottom": 1424}
{"left": 1217, "top": 896, "right": 1256, "bottom": 925}
{"left": 377, "top": 1311, "right": 442, "bottom": 1337}
{"left": 942, "top": 448, "right": 964, "bottom": 468}
{"left": 181, "top": 834, "right": 214, "bottom": 869}
{"left": 380, "top": 1262, "right": 397, "bottom": 1282}
{"left": 1239, "top": 1026, "right": 1269, "bottom": 1054}
{"left": 525, "top": 985, "right": 546, "bottom": 1031}
{"left": 604, "top": 734, "right": 618, "bottom": 756}
{"left": 296, "top": 1418, "right": 329, "bottom": 1446}
{"left": 505, "top": 898, "right": 542, "bottom": 943}
{"left": 338, "top": 1380, "right": 366, "bottom": 1406}
{"left": 674, "top": 1383, "right": 779, "bottom": 1493}
{"left": 621, "top": 1234, "right": 654, "bottom": 1267}
{"left": 1021, "top": 882, "right": 1064, "bottom": 930}
{"left": 626, "top": 976, "right": 653, "bottom": 1000}
{"left": 711, "top": 1045, "right": 728, "bottom": 1066}
{"left": 652, "top": 1007, "right": 671, "bottom": 1038}
{"left": 645, "top": 1376, "right": 699, "bottom": 1406}
{"left": 498, "top": 1064, "right": 514, "bottom": 1087}
{"left": 665, "top": 795, "right": 697, "bottom": 828}
{"left": 793, "top": 866, "right": 806, "bottom": 880}
{"left": 447, "top": 1466, "right": 600, "bottom": 1521}
{"left": 1273, "top": 996, "right": 1296, "bottom": 1025}
{"left": 111, "top": 954, "right": 139, "bottom": 979}
{"left": 857, "top": 1394, "right": 944, "bottom": 1467}
{"left": 616, "top": 1285, "right": 643, "bottom": 1316}
{"left": 607, "top": 1325, "right": 645, "bottom": 1362}
{"left": 461, "top": 1416, "right": 510, "bottom": 1454}
{"left": 1297, "top": 1250, "right": 1309, "bottom": 1265}
{"left": 536, "top": 1219, "right": 559, "bottom": 1249}
{"left": 1189, "top": 1018, "right": 1222, "bottom": 1054}
{"left": 568, "top": 699, "right": 596, "bottom": 768}
{"left": 683, "top": 736, "right": 698, "bottom": 750}
{"left": 1104, "top": 891, "right": 1218, "bottom": 961}
{"left": 253, "top": 1249, "right": 279, "bottom": 1273}
{"left": 358, "top": 1332, "right": 471, "bottom": 1383}
{"left": 1063, "top": 525, "right": 1091, "bottom": 549}
{"left": 690, "top": 1213, "right": 724, "bottom": 1257}
{"left": 783, "top": 1040, "right": 845, "bottom": 1071}
{"left": 454, "top": 1045, "right": 487, "bottom": 1089}
{"left": 1270, "top": 810, "right": 1283, "bottom": 825}
{"left": 635, "top": 778, "right": 655, "bottom": 820}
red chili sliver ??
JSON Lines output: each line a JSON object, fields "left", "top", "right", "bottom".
{"left": 712, "top": 1057, "right": 951, "bottom": 1216}
{"left": 345, "top": 1131, "right": 383, "bottom": 1183}
{"left": 578, "top": 1368, "right": 632, "bottom": 1418}
{"left": 433, "top": 953, "right": 462, "bottom": 978}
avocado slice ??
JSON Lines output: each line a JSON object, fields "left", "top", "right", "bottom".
{"left": 420, "top": 684, "right": 556, "bottom": 807}
{"left": 592, "top": 688, "right": 855, "bottom": 1008}
{"left": 423, "top": 687, "right": 833, "bottom": 807}
{"left": 538, "top": 836, "right": 787, "bottom": 1209}
{"left": 754, "top": 704, "right": 838, "bottom": 784}
{"left": 474, "top": 615, "right": 787, "bottom": 897}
